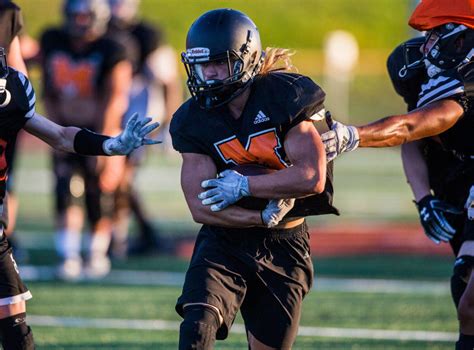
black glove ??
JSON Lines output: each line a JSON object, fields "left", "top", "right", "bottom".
{"left": 415, "top": 195, "right": 463, "bottom": 244}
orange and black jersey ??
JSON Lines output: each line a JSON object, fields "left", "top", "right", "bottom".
{"left": 171, "top": 72, "right": 325, "bottom": 172}
{"left": 40, "top": 28, "right": 128, "bottom": 100}
{"left": 171, "top": 72, "right": 338, "bottom": 217}
{"left": 0, "top": 69, "right": 35, "bottom": 222}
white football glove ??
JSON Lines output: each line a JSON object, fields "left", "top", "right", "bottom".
{"left": 103, "top": 113, "right": 161, "bottom": 156}
{"left": 465, "top": 186, "right": 474, "bottom": 220}
{"left": 261, "top": 198, "right": 295, "bottom": 228}
{"left": 199, "top": 170, "right": 251, "bottom": 211}
{"left": 320, "top": 120, "right": 359, "bottom": 162}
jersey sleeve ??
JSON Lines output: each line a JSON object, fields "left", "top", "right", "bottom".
{"left": 288, "top": 75, "right": 326, "bottom": 124}
{"left": 13, "top": 70, "right": 36, "bottom": 120}
{"left": 170, "top": 103, "right": 208, "bottom": 154}
{"left": 271, "top": 74, "right": 325, "bottom": 132}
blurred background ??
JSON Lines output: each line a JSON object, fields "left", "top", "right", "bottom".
{"left": 8, "top": 0, "right": 458, "bottom": 349}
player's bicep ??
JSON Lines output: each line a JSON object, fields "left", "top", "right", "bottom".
{"left": 408, "top": 99, "right": 464, "bottom": 140}
{"left": 284, "top": 120, "right": 326, "bottom": 169}
{"left": 180, "top": 153, "right": 217, "bottom": 216}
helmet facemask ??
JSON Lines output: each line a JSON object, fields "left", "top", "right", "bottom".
{"left": 182, "top": 46, "right": 262, "bottom": 109}
{"left": 398, "top": 37, "right": 425, "bottom": 78}
{"left": 422, "top": 23, "right": 474, "bottom": 77}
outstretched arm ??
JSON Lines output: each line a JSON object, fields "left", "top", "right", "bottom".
{"left": 322, "top": 99, "right": 464, "bottom": 161}
{"left": 358, "top": 99, "right": 463, "bottom": 147}
{"left": 23, "top": 112, "right": 160, "bottom": 155}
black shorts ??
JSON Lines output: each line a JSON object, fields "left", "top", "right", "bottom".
{"left": 0, "top": 234, "right": 31, "bottom": 305}
{"left": 176, "top": 222, "right": 313, "bottom": 349}
{"left": 52, "top": 152, "right": 114, "bottom": 223}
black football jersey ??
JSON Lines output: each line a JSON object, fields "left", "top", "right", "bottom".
{"left": 40, "top": 28, "right": 128, "bottom": 100}
{"left": 171, "top": 72, "right": 339, "bottom": 217}
{"left": 416, "top": 62, "right": 474, "bottom": 157}
{"left": 0, "top": 2, "right": 22, "bottom": 54}
{"left": 130, "top": 22, "right": 162, "bottom": 70}
{"left": 0, "top": 68, "right": 35, "bottom": 223}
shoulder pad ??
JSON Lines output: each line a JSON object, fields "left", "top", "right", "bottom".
{"left": 387, "top": 37, "right": 427, "bottom": 111}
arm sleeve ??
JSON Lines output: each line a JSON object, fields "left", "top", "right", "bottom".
{"left": 14, "top": 70, "right": 36, "bottom": 120}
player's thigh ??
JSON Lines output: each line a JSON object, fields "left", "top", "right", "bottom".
{"left": 176, "top": 230, "right": 247, "bottom": 340}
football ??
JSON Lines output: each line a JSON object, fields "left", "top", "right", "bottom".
{"left": 230, "top": 164, "right": 276, "bottom": 210}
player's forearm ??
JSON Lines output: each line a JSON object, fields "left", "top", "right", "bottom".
{"left": 357, "top": 115, "right": 414, "bottom": 147}
{"left": 401, "top": 142, "right": 431, "bottom": 202}
{"left": 190, "top": 204, "right": 262, "bottom": 227}
{"left": 248, "top": 164, "right": 325, "bottom": 199}
{"left": 358, "top": 100, "right": 464, "bottom": 148}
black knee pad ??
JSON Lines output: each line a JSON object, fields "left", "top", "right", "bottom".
{"left": 452, "top": 255, "right": 474, "bottom": 307}
{"left": 0, "top": 313, "right": 35, "bottom": 350}
{"left": 454, "top": 255, "right": 474, "bottom": 282}
{"left": 179, "top": 305, "right": 220, "bottom": 350}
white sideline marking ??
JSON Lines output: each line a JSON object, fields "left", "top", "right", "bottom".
{"left": 18, "top": 265, "right": 450, "bottom": 295}
{"left": 27, "top": 315, "right": 457, "bottom": 342}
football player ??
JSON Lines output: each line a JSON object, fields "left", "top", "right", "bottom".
{"left": 39, "top": 0, "right": 133, "bottom": 279}
{"left": 171, "top": 8, "right": 337, "bottom": 350}
{"left": 387, "top": 36, "right": 465, "bottom": 250}
{"left": 0, "top": 46, "right": 159, "bottom": 350}
{"left": 107, "top": 0, "right": 182, "bottom": 257}
{"left": 0, "top": 1, "right": 30, "bottom": 262}
{"left": 321, "top": 1, "right": 474, "bottom": 348}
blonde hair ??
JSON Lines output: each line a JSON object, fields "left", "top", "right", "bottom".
{"left": 259, "top": 47, "right": 297, "bottom": 75}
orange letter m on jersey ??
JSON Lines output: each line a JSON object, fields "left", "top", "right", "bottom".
{"left": 214, "top": 128, "right": 287, "bottom": 169}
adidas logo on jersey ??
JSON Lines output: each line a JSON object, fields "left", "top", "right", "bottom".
{"left": 253, "top": 111, "right": 270, "bottom": 124}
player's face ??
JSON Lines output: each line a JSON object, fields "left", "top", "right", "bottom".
{"left": 195, "top": 59, "right": 230, "bottom": 82}
{"left": 421, "top": 30, "right": 440, "bottom": 57}
{"left": 66, "top": 11, "right": 95, "bottom": 38}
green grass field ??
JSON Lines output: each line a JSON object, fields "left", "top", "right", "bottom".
{"left": 22, "top": 255, "right": 457, "bottom": 349}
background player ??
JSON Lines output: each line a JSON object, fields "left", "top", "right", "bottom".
{"left": 39, "top": 0, "right": 133, "bottom": 279}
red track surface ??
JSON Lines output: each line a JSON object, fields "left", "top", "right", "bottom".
{"left": 175, "top": 223, "right": 453, "bottom": 259}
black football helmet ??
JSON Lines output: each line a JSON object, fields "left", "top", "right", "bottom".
{"left": 182, "top": 8, "right": 264, "bottom": 109}
{"left": 423, "top": 23, "right": 474, "bottom": 71}
{"left": 63, "top": 0, "right": 111, "bottom": 38}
